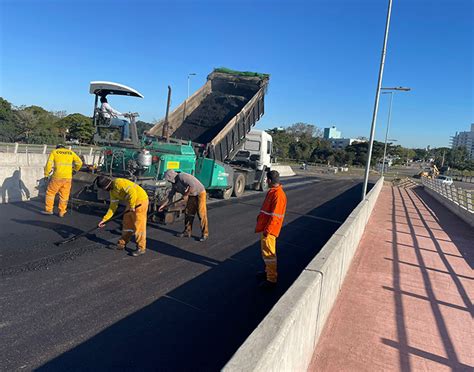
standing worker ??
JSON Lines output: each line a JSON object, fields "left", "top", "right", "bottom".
{"left": 158, "top": 170, "right": 209, "bottom": 242}
{"left": 42, "top": 144, "right": 83, "bottom": 217}
{"left": 96, "top": 176, "right": 149, "bottom": 257}
{"left": 255, "top": 170, "right": 287, "bottom": 289}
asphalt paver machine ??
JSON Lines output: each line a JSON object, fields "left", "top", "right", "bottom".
{"left": 73, "top": 69, "right": 271, "bottom": 224}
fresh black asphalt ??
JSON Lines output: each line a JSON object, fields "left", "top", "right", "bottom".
{"left": 0, "top": 176, "right": 367, "bottom": 371}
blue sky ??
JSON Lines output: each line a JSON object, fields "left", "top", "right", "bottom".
{"left": 1, "top": 0, "right": 472, "bottom": 148}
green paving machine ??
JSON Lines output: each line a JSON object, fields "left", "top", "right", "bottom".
{"left": 73, "top": 68, "right": 271, "bottom": 224}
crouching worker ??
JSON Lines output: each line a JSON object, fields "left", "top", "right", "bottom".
{"left": 96, "top": 176, "right": 149, "bottom": 257}
{"left": 255, "top": 170, "right": 287, "bottom": 289}
{"left": 159, "top": 170, "right": 209, "bottom": 242}
{"left": 42, "top": 145, "right": 83, "bottom": 217}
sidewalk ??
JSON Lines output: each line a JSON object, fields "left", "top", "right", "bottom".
{"left": 309, "top": 185, "right": 473, "bottom": 371}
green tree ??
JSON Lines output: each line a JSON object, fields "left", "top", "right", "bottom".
{"left": 266, "top": 128, "right": 293, "bottom": 159}
{"left": 345, "top": 141, "right": 384, "bottom": 166}
{"left": 0, "top": 98, "right": 20, "bottom": 142}
{"left": 57, "top": 113, "right": 94, "bottom": 143}
{"left": 286, "top": 122, "right": 322, "bottom": 138}
{"left": 136, "top": 120, "right": 154, "bottom": 137}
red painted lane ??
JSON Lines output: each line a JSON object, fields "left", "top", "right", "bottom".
{"left": 309, "top": 185, "right": 473, "bottom": 371}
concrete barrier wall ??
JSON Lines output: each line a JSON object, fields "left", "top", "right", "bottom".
{"left": 0, "top": 154, "right": 96, "bottom": 203}
{"left": 424, "top": 187, "right": 474, "bottom": 228}
{"left": 271, "top": 165, "right": 296, "bottom": 177}
{"left": 224, "top": 177, "right": 384, "bottom": 372}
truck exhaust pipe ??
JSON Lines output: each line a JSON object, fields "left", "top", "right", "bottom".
{"left": 162, "top": 85, "right": 172, "bottom": 142}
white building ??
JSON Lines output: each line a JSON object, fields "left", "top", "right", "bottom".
{"left": 329, "top": 138, "right": 366, "bottom": 150}
{"left": 451, "top": 124, "right": 474, "bottom": 159}
{"left": 323, "top": 126, "right": 342, "bottom": 139}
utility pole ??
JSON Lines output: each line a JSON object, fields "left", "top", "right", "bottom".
{"left": 362, "top": 0, "right": 393, "bottom": 200}
{"left": 380, "top": 87, "right": 411, "bottom": 176}
{"left": 381, "top": 92, "right": 393, "bottom": 177}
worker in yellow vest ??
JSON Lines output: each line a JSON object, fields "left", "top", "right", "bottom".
{"left": 42, "top": 145, "right": 83, "bottom": 217}
{"left": 96, "top": 176, "right": 149, "bottom": 257}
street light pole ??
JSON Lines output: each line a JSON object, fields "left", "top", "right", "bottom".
{"left": 187, "top": 73, "right": 196, "bottom": 99}
{"left": 381, "top": 92, "right": 393, "bottom": 177}
{"left": 380, "top": 86, "right": 411, "bottom": 177}
{"left": 361, "top": 0, "right": 393, "bottom": 201}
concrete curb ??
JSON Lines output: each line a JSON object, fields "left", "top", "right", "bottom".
{"left": 223, "top": 177, "right": 384, "bottom": 372}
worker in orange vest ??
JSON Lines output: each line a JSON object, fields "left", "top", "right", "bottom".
{"left": 255, "top": 170, "right": 287, "bottom": 289}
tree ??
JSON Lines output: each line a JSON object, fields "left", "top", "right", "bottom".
{"left": 57, "top": 113, "right": 94, "bottom": 143}
{"left": 14, "top": 109, "right": 39, "bottom": 142}
{"left": 345, "top": 140, "right": 384, "bottom": 166}
{"left": 136, "top": 120, "right": 154, "bottom": 136}
{"left": 0, "top": 98, "right": 20, "bottom": 142}
{"left": 413, "top": 148, "right": 428, "bottom": 162}
{"left": 289, "top": 140, "right": 313, "bottom": 160}
{"left": 266, "top": 128, "right": 293, "bottom": 159}
{"left": 286, "top": 122, "right": 322, "bottom": 138}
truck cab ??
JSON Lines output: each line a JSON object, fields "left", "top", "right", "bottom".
{"left": 232, "top": 130, "right": 272, "bottom": 171}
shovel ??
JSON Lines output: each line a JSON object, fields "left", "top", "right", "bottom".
{"left": 54, "top": 204, "right": 142, "bottom": 246}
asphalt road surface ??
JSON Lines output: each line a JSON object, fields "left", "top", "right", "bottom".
{"left": 0, "top": 175, "right": 367, "bottom": 371}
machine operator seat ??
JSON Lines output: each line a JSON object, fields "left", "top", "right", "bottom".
{"left": 95, "top": 107, "right": 111, "bottom": 127}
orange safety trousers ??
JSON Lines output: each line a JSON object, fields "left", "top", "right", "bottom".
{"left": 261, "top": 233, "right": 277, "bottom": 283}
{"left": 118, "top": 199, "right": 149, "bottom": 251}
{"left": 184, "top": 191, "right": 209, "bottom": 237}
{"left": 45, "top": 178, "right": 72, "bottom": 215}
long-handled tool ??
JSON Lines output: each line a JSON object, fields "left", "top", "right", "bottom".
{"left": 54, "top": 204, "right": 142, "bottom": 246}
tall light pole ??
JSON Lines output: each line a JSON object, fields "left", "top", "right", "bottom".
{"left": 361, "top": 0, "right": 393, "bottom": 201}
{"left": 380, "top": 86, "right": 411, "bottom": 176}
{"left": 187, "top": 73, "right": 196, "bottom": 99}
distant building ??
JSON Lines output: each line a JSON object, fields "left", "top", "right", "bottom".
{"left": 329, "top": 138, "right": 367, "bottom": 150}
{"left": 451, "top": 124, "right": 474, "bottom": 159}
{"left": 323, "top": 126, "right": 341, "bottom": 139}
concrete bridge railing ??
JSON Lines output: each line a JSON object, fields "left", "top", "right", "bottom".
{"left": 421, "top": 177, "right": 474, "bottom": 227}
{"left": 0, "top": 153, "right": 96, "bottom": 203}
{"left": 223, "top": 177, "right": 384, "bottom": 372}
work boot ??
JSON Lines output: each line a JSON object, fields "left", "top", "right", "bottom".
{"left": 259, "top": 280, "right": 277, "bottom": 290}
{"left": 41, "top": 211, "right": 53, "bottom": 215}
{"left": 176, "top": 232, "right": 191, "bottom": 238}
{"left": 131, "top": 249, "right": 146, "bottom": 257}
{"left": 256, "top": 271, "right": 267, "bottom": 281}
{"left": 199, "top": 236, "right": 208, "bottom": 242}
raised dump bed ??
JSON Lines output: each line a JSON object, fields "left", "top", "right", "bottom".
{"left": 149, "top": 68, "right": 269, "bottom": 162}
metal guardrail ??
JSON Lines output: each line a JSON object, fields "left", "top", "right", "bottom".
{"left": 421, "top": 177, "right": 474, "bottom": 213}
{"left": 446, "top": 170, "right": 474, "bottom": 184}
{"left": 0, "top": 142, "right": 98, "bottom": 156}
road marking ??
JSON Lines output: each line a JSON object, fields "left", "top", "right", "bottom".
{"left": 163, "top": 295, "right": 206, "bottom": 312}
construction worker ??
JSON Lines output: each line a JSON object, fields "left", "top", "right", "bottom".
{"left": 255, "top": 170, "right": 287, "bottom": 289}
{"left": 96, "top": 176, "right": 149, "bottom": 257}
{"left": 42, "top": 144, "right": 83, "bottom": 217}
{"left": 100, "top": 96, "right": 131, "bottom": 141}
{"left": 158, "top": 169, "right": 209, "bottom": 242}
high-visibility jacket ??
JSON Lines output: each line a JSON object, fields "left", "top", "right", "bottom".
{"left": 255, "top": 184, "right": 287, "bottom": 237}
{"left": 44, "top": 149, "right": 83, "bottom": 179}
{"left": 102, "top": 178, "right": 149, "bottom": 221}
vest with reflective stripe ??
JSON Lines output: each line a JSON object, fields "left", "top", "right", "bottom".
{"left": 255, "top": 184, "right": 287, "bottom": 237}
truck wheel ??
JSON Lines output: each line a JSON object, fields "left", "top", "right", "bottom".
{"left": 232, "top": 173, "right": 245, "bottom": 197}
{"left": 257, "top": 173, "right": 269, "bottom": 191}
